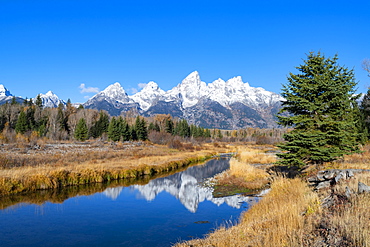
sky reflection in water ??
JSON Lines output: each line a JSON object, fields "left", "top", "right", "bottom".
{"left": 0, "top": 158, "right": 259, "bottom": 247}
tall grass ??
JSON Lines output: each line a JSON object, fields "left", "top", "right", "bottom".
{"left": 215, "top": 145, "right": 275, "bottom": 190}
{"left": 313, "top": 172, "right": 370, "bottom": 246}
{"left": 237, "top": 146, "right": 277, "bottom": 165}
{"left": 176, "top": 178, "right": 319, "bottom": 247}
{"left": 0, "top": 143, "right": 225, "bottom": 196}
{"left": 216, "top": 158, "right": 270, "bottom": 190}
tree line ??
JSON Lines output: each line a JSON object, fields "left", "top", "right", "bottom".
{"left": 0, "top": 98, "right": 215, "bottom": 143}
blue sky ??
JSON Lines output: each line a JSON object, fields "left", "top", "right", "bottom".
{"left": 1, "top": 0, "right": 370, "bottom": 103}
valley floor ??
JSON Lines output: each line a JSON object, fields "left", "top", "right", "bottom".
{"left": 0, "top": 140, "right": 231, "bottom": 196}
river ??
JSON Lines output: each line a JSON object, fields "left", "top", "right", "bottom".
{"left": 0, "top": 157, "right": 260, "bottom": 247}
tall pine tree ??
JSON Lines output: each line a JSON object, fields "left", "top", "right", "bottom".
{"left": 74, "top": 118, "right": 88, "bottom": 141}
{"left": 277, "top": 52, "right": 361, "bottom": 168}
{"left": 15, "top": 110, "right": 28, "bottom": 134}
{"left": 108, "top": 117, "right": 121, "bottom": 142}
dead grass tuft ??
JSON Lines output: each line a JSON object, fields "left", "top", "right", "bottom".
{"left": 176, "top": 177, "right": 319, "bottom": 247}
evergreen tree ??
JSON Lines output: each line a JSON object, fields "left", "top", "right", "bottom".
{"left": 37, "top": 115, "right": 48, "bottom": 137}
{"left": 121, "top": 118, "right": 130, "bottom": 141}
{"left": 74, "top": 118, "right": 88, "bottom": 141}
{"left": 148, "top": 122, "right": 156, "bottom": 132}
{"left": 130, "top": 125, "right": 137, "bottom": 141}
{"left": 107, "top": 117, "right": 120, "bottom": 142}
{"left": 154, "top": 122, "right": 160, "bottom": 132}
{"left": 15, "top": 111, "right": 28, "bottom": 134}
{"left": 148, "top": 121, "right": 160, "bottom": 132}
{"left": 25, "top": 106, "right": 36, "bottom": 130}
{"left": 89, "top": 111, "right": 110, "bottom": 138}
{"left": 205, "top": 128, "right": 211, "bottom": 138}
{"left": 176, "top": 119, "right": 190, "bottom": 138}
{"left": 35, "top": 94, "right": 43, "bottom": 109}
{"left": 57, "top": 103, "right": 69, "bottom": 133}
{"left": 11, "top": 96, "right": 17, "bottom": 105}
{"left": 277, "top": 52, "right": 361, "bottom": 168}
{"left": 165, "top": 118, "right": 174, "bottom": 134}
{"left": 360, "top": 88, "right": 370, "bottom": 140}
{"left": 135, "top": 116, "right": 148, "bottom": 141}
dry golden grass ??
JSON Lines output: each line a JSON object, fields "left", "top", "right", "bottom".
{"left": 176, "top": 177, "right": 319, "bottom": 247}
{"left": 336, "top": 193, "right": 370, "bottom": 246}
{"left": 328, "top": 144, "right": 370, "bottom": 170}
{"left": 0, "top": 142, "right": 232, "bottom": 196}
{"left": 312, "top": 172, "right": 370, "bottom": 246}
{"left": 214, "top": 145, "right": 275, "bottom": 191}
{"left": 237, "top": 146, "right": 277, "bottom": 165}
{"left": 215, "top": 158, "right": 270, "bottom": 190}
{"left": 229, "top": 158, "right": 270, "bottom": 180}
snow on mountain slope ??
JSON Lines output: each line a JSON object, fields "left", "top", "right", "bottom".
{"left": 130, "top": 81, "right": 165, "bottom": 111}
{"left": 0, "top": 85, "right": 12, "bottom": 97}
{"left": 37, "top": 91, "right": 66, "bottom": 108}
{"left": 84, "top": 82, "right": 134, "bottom": 108}
{"left": 164, "top": 71, "right": 208, "bottom": 108}
{"left": 160, "top": 71, "right": 283, "bottom": 110}
{"left": 0, "top": 84, "right": 24, "bottom": 104}
{"left": 78, "top": 72, "right": 283, "bottom": 127}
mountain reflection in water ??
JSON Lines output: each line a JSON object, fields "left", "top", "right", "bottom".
{"left": 103, "top": 158, "right": 256, "bottom": 213}
{"left": 0, "top": 157, "right": 261, "bottom": 247}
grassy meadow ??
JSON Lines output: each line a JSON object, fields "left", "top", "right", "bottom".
{"left": 176, "top": 144, "right": 370, "bottom": 247}
{"left": 0, "top": 141, "right": 232, "bottom": 196}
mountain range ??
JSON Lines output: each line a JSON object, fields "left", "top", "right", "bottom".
{"left": 0, "top": 71, "right": 284, "bottom": 129}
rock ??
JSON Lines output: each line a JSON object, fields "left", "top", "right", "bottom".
{"left": 321, "top": 195, "right": 335, "bottom": 207}
{"left": 323, "top": 171, "right": 336, "bottom": 180}
{"left": 346, "top": 170, "right": 355, "bottom": 178}
{"left": 334, "top": 172, "right": 344, "bottom": 184}
{"left": 358, "top": 182, "right": 370, "bottom": 194}
{"left": 316, "top": 181, "right": 331, "bottom": 190}
{"left": 345, "top": 186, "right": 352, "bottom": 199}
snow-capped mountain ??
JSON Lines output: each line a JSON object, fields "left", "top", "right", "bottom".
{"left": 83, "top": 72, "right": 283, "bottom": 128}
{"left": 36, "top": 91, "right": 66, "bottom": 108}
{"left": 129, "top": 81, "right": 165, "bottom": 111}
{"left": 103, "top": 158, "right": 260, "bottom": 213}
{"left": 0, "top": 71, "right": 284, "bottom": 129}
{"left": 163, "top": 71, "right": 209, "bottom": 108}
{"left": 0, "top": 85, "right": 12, "bottom": 97}
{"left": 84, "top": 82, "right": 140, "bottom": 115}
{"left": 0, "top": 84, "right": 23, "bottom": 104}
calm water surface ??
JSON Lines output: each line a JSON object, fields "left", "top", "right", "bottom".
{"left": 0, "top": 158, "right": 259, "bottom": 247}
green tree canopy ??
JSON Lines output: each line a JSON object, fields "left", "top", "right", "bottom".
{"left": 135, "top": 116, "right": 148, "bottom": 141}
{"left": 74, "top": 118, "right": 88, "bottom": 141}
{"left": 15, "top": 110, "right": 28, "bottom": 134}
{"left": 277, "top": 52, "right": 361, "bottom": 168}
{"left": 108, "top": 117, "right": 121, "bottom": 142}
{"left": 35, "top": 94, "right": 43, "bottom": 109}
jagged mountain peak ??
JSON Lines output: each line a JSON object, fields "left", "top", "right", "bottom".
{"left": 130, "top": 81, "right": 165, "bottom": 111}
{"left": 44, "top": 91, "right": 56, "bottom": 97}
{"left": 166, "top": 71, "right": 208, "bottom": 108}
{"left": 226, "top": 76, "right": 248, "bottom": 88}
{"left": 0, "top": 84, "right": 12, "bottom": 97}
{"left": 182, "top": 71, "right": 200, "bottom": 83}
{"left": 102, "top": 82, "right": 126, "bottom": 95}
{"left": 142, "top": 81, "right": 161, "bottom": 92}
{"left": 37, "top": 91, "right": 65, "bottom": 108}
{"left": 81, "top": 72, "right": 283, "bottom": 128}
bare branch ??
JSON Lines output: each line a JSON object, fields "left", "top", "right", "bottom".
{"left": 363, "top": 59, "right": 370, "bottom": 77}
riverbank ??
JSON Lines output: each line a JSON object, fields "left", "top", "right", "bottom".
{"left": 0, "top": 141, "right": 230, "bottom": 196}
{"left": 176, "top": 144, "right": 370, "bottom": 247}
